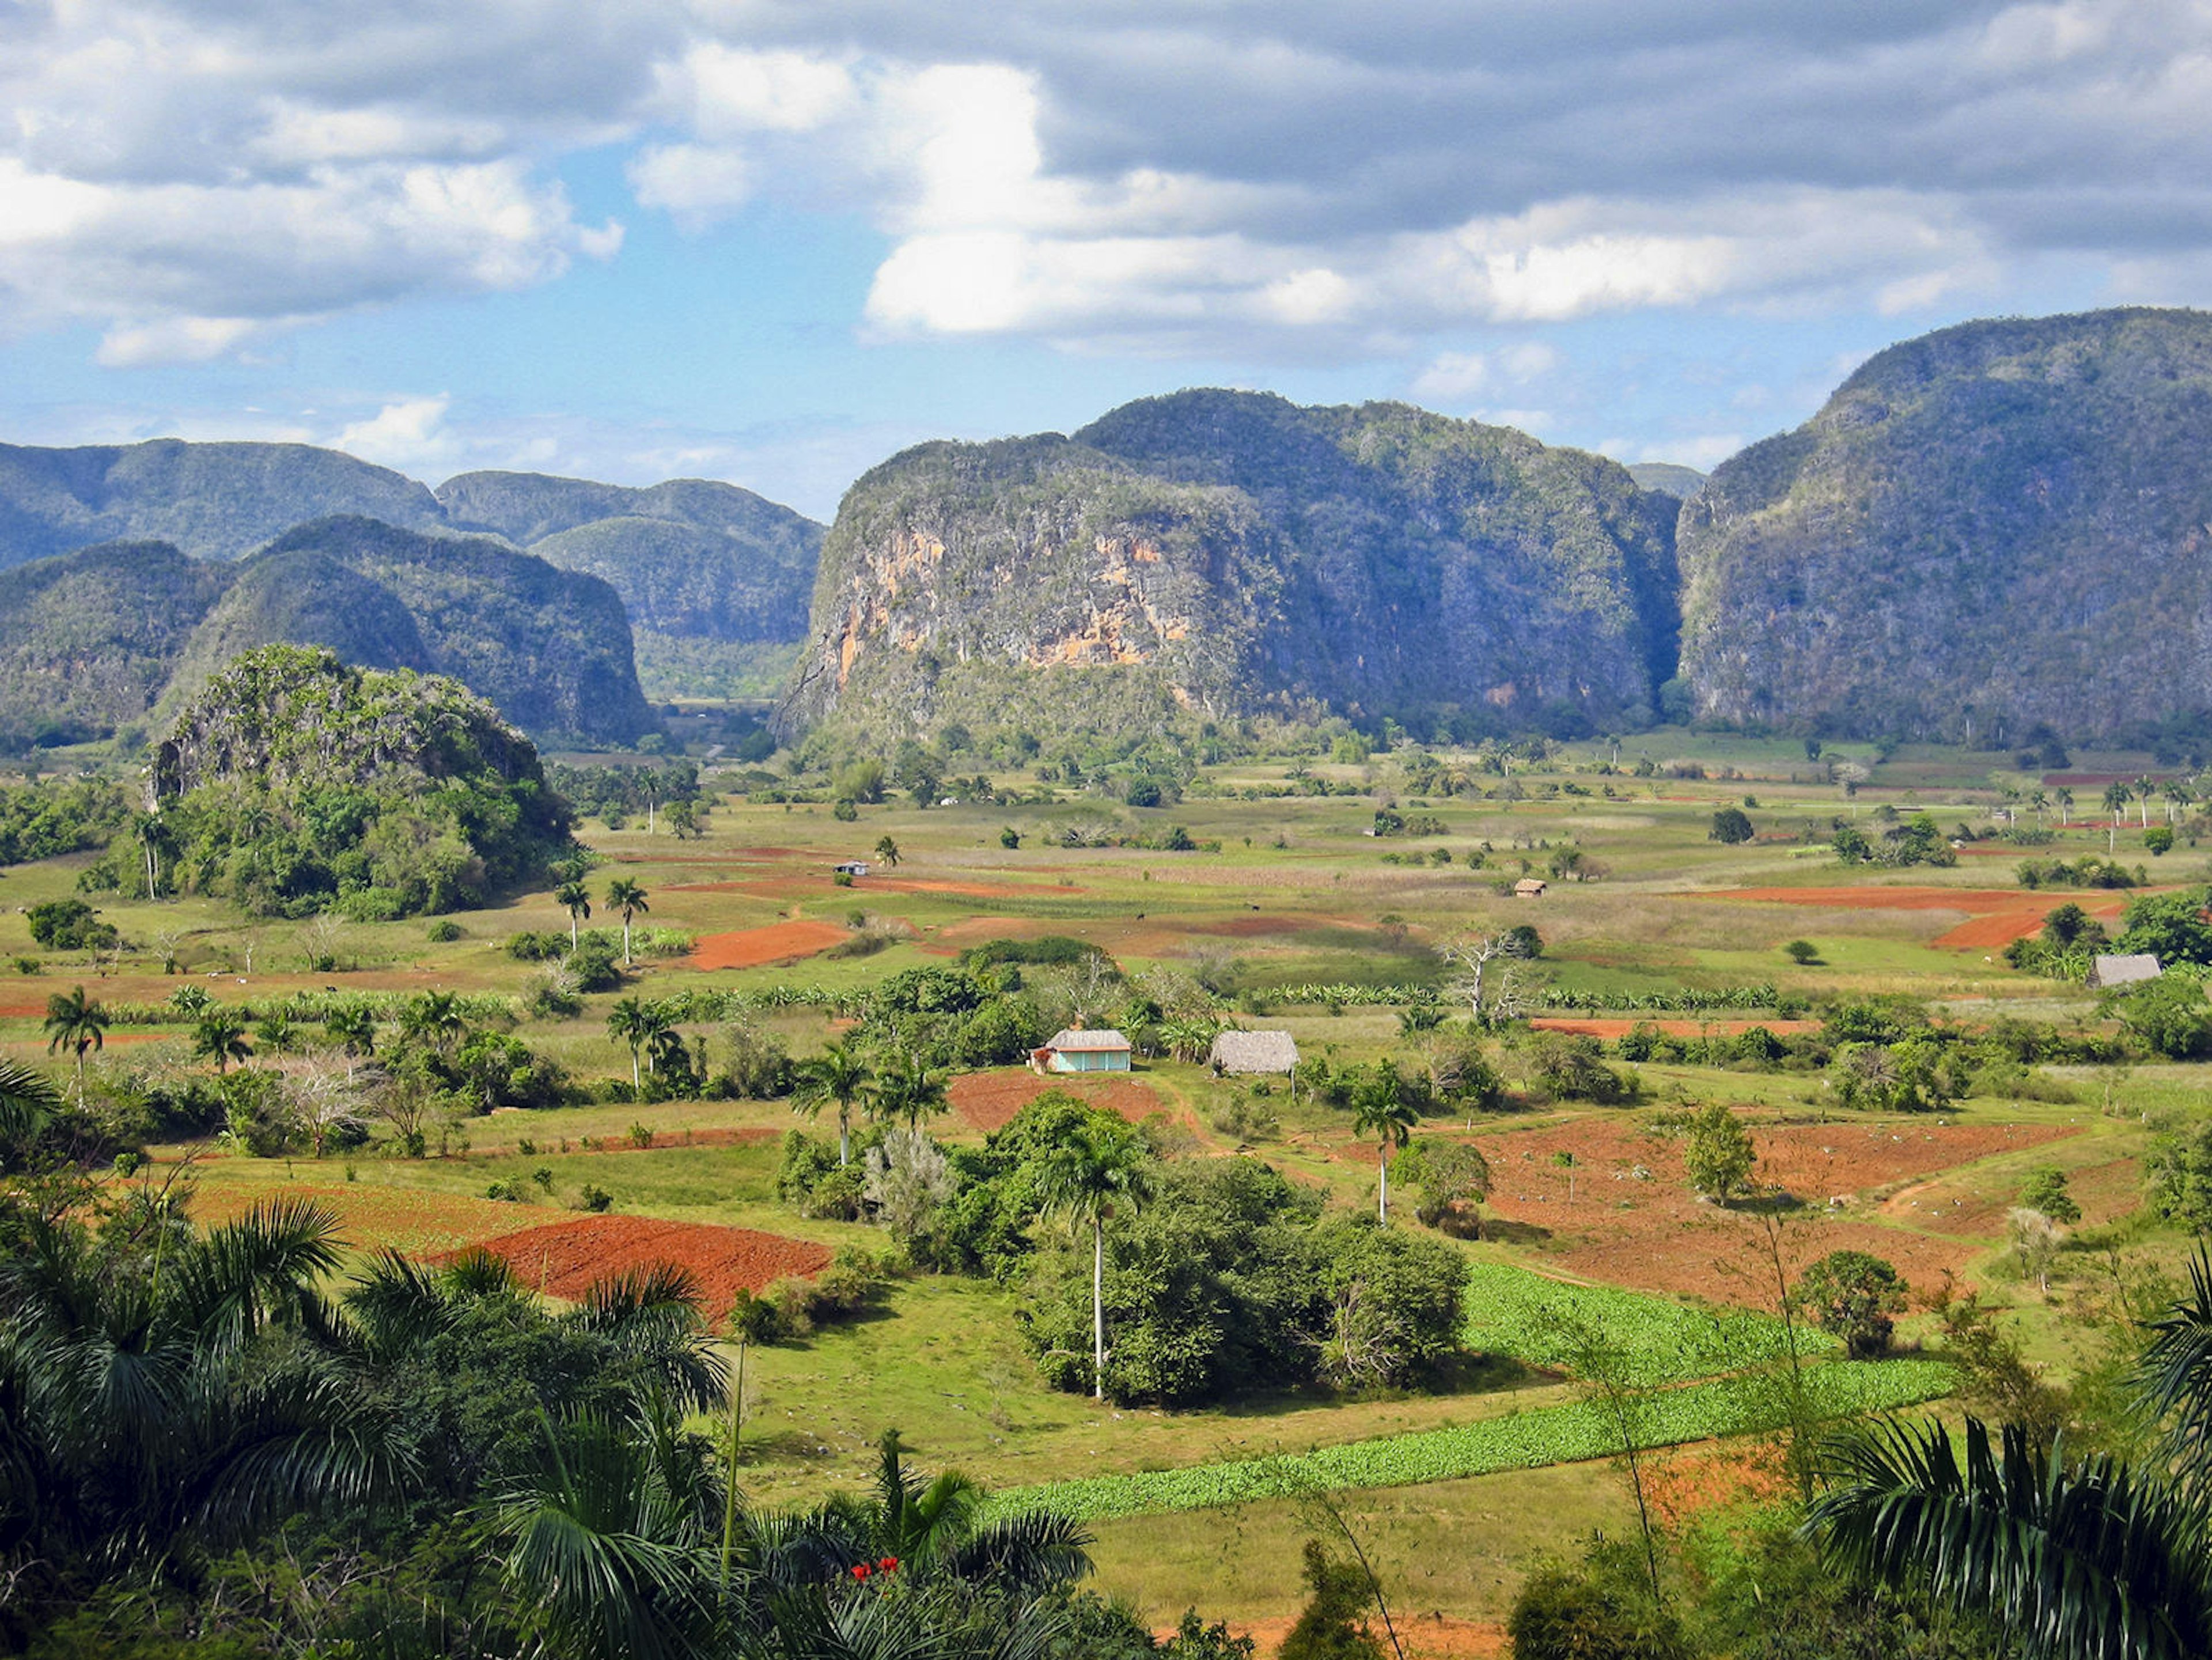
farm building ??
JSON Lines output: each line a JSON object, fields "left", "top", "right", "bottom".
{"left": 2089, "top": 953, "right": 2161, "bottom": 989}
{"left": 832, "top": 860, "right": 869, "bottom": 877}
{"left": 1209, "top": 1031, "right": 1299, "bottom": 1075}
{"left": 1032, "top": 1029, "right": 1133, "bottom": 1074}
{"left": 1514, "top": 878, "right": 1547, "bottom": 898}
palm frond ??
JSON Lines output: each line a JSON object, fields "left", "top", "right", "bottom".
{"left": 169, "top": 1197, "right": 346, "bottom": 1348}
{"left": 343, "top": 1247, "right": 454, "bottom": 1362}
{"left": 0, "top": 1058, "right": 61, "bottom": 1149}
{"left": 942, "top": 1508, "right": 1093, "bottom": 1596}
{"left": 2135, "top": 1245, "right": 2212, "bottom": 1489}
{"left": 441, "top": 1246, "right": 523, "bottom": 1300}
{"left": 1808, "top": 1415, "right": 2212, "bottom": 1660}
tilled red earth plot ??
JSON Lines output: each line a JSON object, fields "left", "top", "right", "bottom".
{"left": 448, "top": 1216, "right": 831, "bottom": 1307}
{"left": 950, "top": 1068, "right": 1175, "bottom": 1134}
{"left": 1405, "top": 1116, "right": 2082, "bottom": 1304}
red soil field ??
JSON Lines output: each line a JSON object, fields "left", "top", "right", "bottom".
{"left": 450, "top": 1216, "right": 831, "bottom": 1308}
{"left": 1358, "top": 1116, "right": 2081, "bottom": 1305}
{"left": 1529, "top": 1018, "right": 1819, "bottom": 1039}
{"left": 950, "top": 1068, "right": 1173, "bottom": 1134}
{"left": 688, "top": 920, "right": 848, "bottom": 970}
{"left": 1933, "top": 899, "right": 2125, "bottom": 950}
{"left": 1643, "top": 1439, "right": 1792, "bottom": 1533}
{"left": 1708, "top": 885, "right": 2051, "bottom": 912}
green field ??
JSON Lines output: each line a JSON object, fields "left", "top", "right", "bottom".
{"left": 4, "top": 725, "right": 2205, "bottom": 1640}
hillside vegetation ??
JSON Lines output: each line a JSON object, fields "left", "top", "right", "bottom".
{"left": 1679, "top": 306, "right": 2212, "bottom": 744}
{"left": 0, "top": 443, "right": 825, "bottom": 704}
{"left": 0, "top": 519, "right": 656, "bottom": 746}
{"left": 134, "top": 643, "right": 577, "bottom": 916}
{"left": 781, "top": 390, "right": 1680, "bottom": 745}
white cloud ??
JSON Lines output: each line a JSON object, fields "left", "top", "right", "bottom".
{"left": 6, "top": 0, "right": 2212, "bottom": 376}
{"left": 336, "top": 395, "right": 456, "bottom": 474}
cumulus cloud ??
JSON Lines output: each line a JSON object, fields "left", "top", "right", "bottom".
{"left": 5, "top": 0, "right": 2212, "bottom": 369}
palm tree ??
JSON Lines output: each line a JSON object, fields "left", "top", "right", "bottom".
{"left": 0, "top": 1056, "right": 61, "bottom": 1152}
{"left": 1033, "top": 1122, "right": 1152, "bottom": 1401}
{"left": 0, "top": 1198, "right": 408, "bottom": 1582}
{"left": 43, "top": 984, "right": 107, "bottom": 1099}
{"left": 608, "top": 996, "right": 672, "bottom": 1092}
{"left": 399, "top": 989, "right": 466, "bottom": 1056}
{"left": 556, "top": 880, "right": 592, "bottom": 949}
{"left": 805, "top": 1428, "right": 1092, "bottom": 1590}
{"left": 867, "top": 1050, "right": 948, "bottom": 1132}
{"left": 794, "top": 1038, "right": 874, "bottom": 1166}
{"left": 2031, "top": 788, "right": 2049, "bottom": 829}
{"left": 1351, "top": 1065, "right": 1421, "bottom": 1223}
{"left": 2056, "top": 786, "right": 2075, "bottom": 827}
{"left": 607, "top": 878, "right": 650, "bottom": 965}
{"left": 255, "top": 1012, "right": 297, "bottom": 1059}
{"left": 2137, "top": 775, "right": 2157, "bottom": 829}
{"left": 874, "top": 835, "right": 901, "bottom": 868}
{"left": 2103, "top": 784, "right": 2131, "bottom": 855}
{"left": 1809, "top": 1246, "right": 2212, "bottom": 1660}
{"left": 325, "top": 1005, "right": 376, "bottom": 1057}
{"left": 192, "top": 1012, "right": 252, "bottom": 1073}
{"left": 2166, "top": 780, "right": 2195, "bottom": 825}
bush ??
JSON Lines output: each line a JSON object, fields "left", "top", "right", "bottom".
{"left": 27, "top": 899, "right": 118, "bottom": 952}
{"left": 1793, "top": 1249, "right": 1908, "bottom": 1358}
{"left": 1709, "top": 807, "right": 1755, "bottom": 845}
{"left": 506, "top": 930, "right": 568, "bottom": 962}
{"left": 425, "top": 919, "right": 464, "bottom": 943}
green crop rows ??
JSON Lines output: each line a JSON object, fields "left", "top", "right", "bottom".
{"left": 986, "top": 1359, "right": 1952, "bottom": 1523}
{"left": 1461, "top": 1261, "right": 1838, "bottom": 1387}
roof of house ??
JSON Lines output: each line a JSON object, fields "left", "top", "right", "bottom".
{"left": 2090, "top": 952, "right": 2162, "bottom": 987}
{"left": 1043, "top": 1028, "right": 1132, "bottom": 1052}
{"left": 1514, "top": 878, "right": 1548, "bottom": 894}
{"left": 1209, "top": 1031, "right": 1300, "bottom": 1072}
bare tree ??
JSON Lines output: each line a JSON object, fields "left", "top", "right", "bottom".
{"left": 1437, "top": 933, "right": 1527, "bottom": 1027}
{"left": 281, "top": 1056, "right": 380, "bottom": 1158}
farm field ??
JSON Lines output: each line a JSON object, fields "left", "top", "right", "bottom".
{"left": 3, "top": 726, "right": 2206, "bottom": 1642}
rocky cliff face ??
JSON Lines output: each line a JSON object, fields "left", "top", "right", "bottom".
{"left": 781, "top": 394, "right": 1679, "bottom": 742}
{"left": 1678, "top": 307, "right": 2212, "bottom": 743}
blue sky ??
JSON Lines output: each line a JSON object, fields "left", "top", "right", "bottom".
{"left": 0, "top": 2, "right": 2199, "bottom": 519}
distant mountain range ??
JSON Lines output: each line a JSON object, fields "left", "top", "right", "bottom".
{"left": 7, "top": 305, "right": 2210, "bottom": 756}
{"left": 0, "top": 444, "right": 825, "bottom": 720}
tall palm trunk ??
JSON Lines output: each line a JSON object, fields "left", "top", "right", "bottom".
{"left": 1378, "top": 1146, "right": 1389, "bottom": 1223}
{"left": 1093, "top": 1213, "right": 1106, "bottom": 1401}
{"left": 838, "top": 1105, "right": 851, "bottom": 1167}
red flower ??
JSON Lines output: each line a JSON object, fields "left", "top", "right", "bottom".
{"left": 851, "top": 1563, "right": 870, "bottom": 1580}
{"left": 878, "top": 1556, "right": 899, "bottom": 1573}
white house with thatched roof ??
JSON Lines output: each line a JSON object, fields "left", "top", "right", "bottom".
{"left": 1209, "top": 1030, "right": 1300, "bottom": 1075}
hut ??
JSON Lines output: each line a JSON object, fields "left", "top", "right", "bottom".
{"left": 1209, "top": 1031, "right": 1300, "bottom": 1075}
{"left": 832, "top": 860, "right": 869, "bottom": 878}
{"left": 1514, "top": 878, "right": 1548, "bottom": 899}
{"left": 2089, "top": 953, "right": 2162, "bottom": 989}
{"left": 1032, "top": 1028, "right": 1133, "bottom": 1075}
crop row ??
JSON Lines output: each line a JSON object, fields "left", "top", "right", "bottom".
{"left": 984, "top": 1359, "right": 1953, "bottom": 1523}
{"left": 1461, "top": 1261, "right": 1837, "bottom": 1389}
{"left": 1262, "top": 983, "right": 1792, "bottom": 1014}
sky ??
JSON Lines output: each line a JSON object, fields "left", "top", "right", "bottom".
{"left": 3, "top": 2, "right": 2209, "bottom": 521}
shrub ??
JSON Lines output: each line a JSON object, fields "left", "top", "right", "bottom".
{"left": 425, "top": 919, "right": 464, "bottom": 943}
{"left": 27, "top": 899, "right": 118, "bottom": 952}
{"left": 1709, "top": 806, "right": 1755, "bottom": 844}
{"left": 1682, "top": 1103, "right": 1755, "bottom": 1203}
{"left": 577, "top": 1184, "right": 613, "bottom": 1213}
{"left": 2018, "top": 1165, "right": 2081, "bottom": 1224}
{"left": 1793, "top": 1249, "right": 1907, "bottom": 1358}
{"left": 1783, "top": 939, "right": 1821, "bottom": 965}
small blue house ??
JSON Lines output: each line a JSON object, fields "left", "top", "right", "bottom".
{"left": 1033, "top": 1028, "right": 1133, "bottom": 1074}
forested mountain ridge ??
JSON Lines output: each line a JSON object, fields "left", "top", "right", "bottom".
{"left": 1678, "top": 307, "right": 2212, "bottom": 743}
{"left": 779, "top": 391, "right": 1681, "bottom": 743}
{"left": 0, "top": 517, "right": 656, "bottom": 747}
{"left": 0, "top": 441, "right": 826, "bottom": 701}
{"left": 0, "top": 438, "right": 448, "bottom": 564}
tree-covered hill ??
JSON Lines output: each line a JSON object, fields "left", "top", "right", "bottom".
{"left": 1678, "top": 307, "right": 2212, "bottom": 744}
{"left": 142, "top": 644, "right": 577, "bottom": 916}
{"left": 0, "top": 520, "right": 657, "bottom": 748}
{"left": 0, "top": 438, "right": 446, "bottom": 567}
{"left": 1626, "top": 463, "right": 1706, "bottom": 499}
{"left": 779, "top": 391, "right": 1680, "bottom": 744}
{"left": 0, "top": 441, "right": 826, "bottom": 702}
